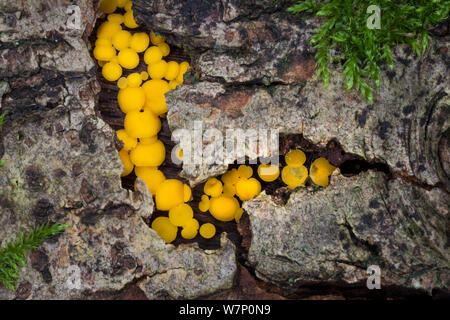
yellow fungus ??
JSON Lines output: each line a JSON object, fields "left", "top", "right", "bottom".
{"left": 257, "top": 164, "right": 280, "bottom": 182}
{"left": 112, "top": 30, "right": 131, "bottom": 51}
{"left": 135, "top": 166, "right": 166, "bottom": 195}
{"left": 130, "top": 32, "right": 150, "bottom": 53}
{"left": 144, "top": 94, "right": 167, "bottom": 116}
{"left": 93, "top": 45, "right": 116, "bottom": 61}
{"left": 118, "top": 148, "right": 134, "bottom": 177}
{"left": 222, "top": 183, "right": 236, "bottom": 197}
{"left": 183, "top": 184, "right": 192, "bottom": 202}
{"left": 124, "top": 0, "right": 132, "bottom": 11}
{"left": 209, "top": 196, "right": 239, "bottom": 222}
{"left": 116, "top": 129, "right": 137, "bottom": 151}
{"left": 235, "top": 207, "right": 244, "bottom": 223}
{"left": 117, "top": 77, "right": 128, "bottom": 89}
{"left": 95, "top": 38, "right": 111, "bottom": 47}
{"left": 107, "top": 13, "right": 124, "bottom": 24}
{"left": 281, "top": 165, "right": 308, "bottom": 189}
{"left": 116, "top": 0, "right": 128, "bottom": 8}
{"left": 118, "top": 86, "right": 146, "bottom": 113}
{"left": 124, "top": 109, "right": 161, "bottom": 138}
{"left": 204, "top": 178, "right": 223, "bottom": 197}
{"left": 181, "top": 218, "right": 199, "bottom": 240}
{"left": 99, "top": 0, "right": 118, "bottom": 14}
{"left": 102, "top": 61, "right": 122, "bottom": 81}
{"left": 127, "top": 72, "right": 142, "bottom": 87}
{"left": 130, "top": 140, "right": 165, "bottom": 167}
{"left": 221, "top": 168, "right": 239, "bottom": 185}
{"left": 140, "top": 71, "right": 149, "bottom": 81}
{"left": 123, "top": 10, "right": 138, "bottom": 29}
{"left": 144, "top": 46, "right": 163, "bottom": 65}
{"left": 168, "top": 80, "right": 180, "bottom": 90}
{"left": 151, "top": 217, "right": 177, "bottom": 244}
{"left": 199, "top": 223, "right": 216, "bottom": 239}
{"left": 97, "top": 21, "right": 121, "bottom": 39}
{"left": 235, "top": 178, "right": 261, "bottom": 201}
{"left": 148, "top": 60, "right": 168, "bottom": 80}
{"left": 142, "top": 79, "right": 170, "bottom": 97}
{"left": 169, "top": 203, "right": 194, "bottom": 227}
{"left": 165, "top": 61, "right": 180, "bottom": 81}
{"left": 157, "top": 42, "right": 170, "bottom": 56}
{"left": 237, "top": 165, "right": 253, "bottom": 179}
{"left": 310, "top": 158, "right": 336, "bottom": 187}
{"left": 150, "top": 31, "right": 166, "bottom": 45}
{"left": 285, "top": 149, "right": 306, "bottom": 167}
{"left": 117, "top": 48, "right": 139, "bottom": 69}
{"left": 155, "top": 179, "right": 185, "bottom": 211}
{"left": 199, "top": 195, "right": 210, "bottom": 212}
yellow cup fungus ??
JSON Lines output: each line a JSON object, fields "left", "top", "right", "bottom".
{"left": 150, "top": 32, "right": 166, "bottom": 45}
{"left": 285, "top": 149, "right": 306, "bottom": 167}
{"left": 116, "top": 129, "right": 137, "bottom": 151}
{"left": 124, "top": 10, "right": 139, "bottom": 29}
{"left": 130, "top": 32, "right": 150, "bottom": 53}
{"left": 257, "top": 164, "right": 280, "bottom": 182}
{"left": 204, "top": 178, "right": 223, "bottom": 197}
{"left": 130, "top": 140, "right": 165, "bottom": 167}
{"left": 237, "top": 165, "right": 253, "bottom": 179}
{"left": 151, "top": 217, "right": 177, "bottom": 244}
{"left": 93, "top": 45, "right": 116, "bottom": 61}
{"left": 144, "top": 94, "right": 168, "bottom": 116}
{"left": 310, "top": 157, "right": 336, "bottom": 187}
{"left": 199, "top": 223, "right": 216, "bottom": 239}
{"left": 221, "top": 168, "right": 239, "bottom": 185}
{"left": 222, "top": 183, "right": 236, "bottom": 197}
{"left": 198, "top": 195, "right": 210, "bottom": 212}
{"left": 119, "top": 148, "right": 134, "bottom": 177}
{"left": 148, "top": 60, "right": 168, "bottom": 80}
{"left": 95, "top": 38, "right": 112, "bottom": 47}
{"left": 155, "top": 179, "right": 185, "bottom": 211}
{"left": 165, "top": 61, "right": 180, "bottom": 81}
{"left": 102, "top": 61, "right": 122, "bottom": 81}
{"left": 118, "top": 48, "right": 140, "bottom": 69}
{"left": 117, "top": 77, "right": 128, "bottom": 89}
{"left": 97, "top": 21, "right": 121, "bottom": 39}
{"left": 181, "top": 218, "right": 199, "bottom": 240}
{"left": 281, "top": 165, "right": 308, "bottom": 189}
{"left": 235, "top": 177, "right": 261, "bottom": 201}
{"left": 124, "top": 109, "right": 161, "bottom": 138}
{"left": 107, "top": 13, "right": 124, "bottom": 25}
{"left": 169, "top": 203, "right": 194, "bottom": 227}
{"left": 142, "top": 79, "right": 170, "bottom": 96}
{"left": 158, "top": 42, "right": 170, "bottom": 56}
{"left": 135, "top": 166, "right": 166, "bottom": 195}
{"left": 118, "top": 86, "right": 146, "bottom": 113}
{"left": 112, "top": 30, "right": 131, "bottom": 51}
{"left": 209, "top": 196, "right": 239, "bottom": 222}
{"left": 144, "top": 46, "right": 163, "bottom": 65}
{"left": 126, "top": 73, "right": 143, "bottom": 87}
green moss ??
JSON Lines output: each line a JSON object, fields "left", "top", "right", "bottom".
{"left": 287, "top": 0, "right": 450, "bottom": 103}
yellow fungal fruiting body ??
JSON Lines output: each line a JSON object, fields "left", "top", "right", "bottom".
{"left": 118, "top": 48, "right": 139, "bottom": 69}
{"left": 142, "top": 79, "right": 170, "bottom": 96}
{"left": 148, "top": 60, "right": 168, "bottom": 80}
{"left": 237, "top": 165, "right": 253, "bottom": 179}
{"left": 99, "top": 0, "right": 118, "bottom": 14}
{"left": 181, "top": 218, "right": 199, "bottom": 239}
{"left": 118, "top": 86, "right": 146, "bottom": 113}
{"left": 157, "top": 42, "right": 170, "bottom": 56}
{"left": 310, "top": 157, "right": 336, "bottom": 187}
{"left": 281, "top": 165, "right": 308, "bottom": 189}
{"left": 116, "top": 129, "right": 137, "bottom": 151}
{"left": 117, "top": 77, "right": 128, "bottom": 89}
{"left": 150, "top": 32, "right": 166, "bottom": 45}
{"left": 257, "top": 164, "right": 280, "bottom": 182}
{"left": 144, "top": 46, "right": 163, "bottom": 65}
{"left": 151, "top": 217, "right": 177, "bottom": 243}
{"left": 285, "top": 149, "right": 306, "bottom": 167}
{"left": 183, "top": 184, "right": 192, "bottom": 202}
{"left": 124, "top": 109, "right": 161, "bottom": 138}
{"left": 198, "top": 195, "right": 210, "bottom": 212}
{"left": 221, "top": 168, "right": 239, "bottom": 185}
{"left": 135, "top": 166, "right": 166, "bottom": 195}
{"left": 199, "top": 223, "right": 216, "bottom": 239}
{"left": 127, "top": 73, "right": 142, "bottom": 87}
{"left": 130, "top": 140, "right": 165, "bottom": 167}
{"left": 235, "top": 177, "right": 261, "bottom": 201}
{"left": 209, "top": 196, "right": 239, "bottom": 222}
{"left": 165, "top": 61, "right": 179, "bottom": 81}
{"left": 102, "top": 61, "right": 122, "bottom": 81}
{"left": 130, "top": 32, "right": 150, "bottom": 53}
{"left": 107, "top": 13, "right": 124, "bottom": 24}
{"left": 204, "top": 178, "right": 223, "bottom": 197}
{"left": 169, "top": 203, "right": 194, "bottom": 227}
{"left": 112, "top": 30, "right": 131, "bottom": 51}
{"left": 155, "top": 179, "right": 186, "bottom": 211}
{"left": 144, "top": 94, "right": 167, "bottom": 116}
{"left": 119, "top": 148, "right": 133, "bottom": 177}
{"left": 97, "top": 21, "right": 121, "bottom": 39}
{"left": 93, "top": 45, "right": 116, "bottom": 61}
{"left": 123, "top": 10, "right": 138, "bottom": 28}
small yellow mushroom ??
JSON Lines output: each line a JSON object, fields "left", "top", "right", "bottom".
{"left": 107, "top": 13, "right": 124, "bottom": 25}
{"left": 112, "top": 30, "right": 131, "bottom": 51}
{"left": 140, "top": 71, "right": 149, "bottom": 81}
{"left": 150, "top": 31, "right": 166, "bottom": 45}
{"left": 221, "top": 168, "right": 239, "bottom": 185}
{"left": 222, "top": 183, "right": 236, "bottom": 197}
{"left": 95, "top": 38, "right": 112, "bottom": 47}
{"left": 117, "top": 77, "right": 128, "bottom": 89}
{"left": 281, "top": 165, "right": 308, "bottom": 189}
{"left": 151, "top": 217, "right": 177, "bottom": 244}
{"left": 130, "top": 32, "right": 150, "bottom": 53}
{"left": 235, "top": 178, "right": 261, "bottom": 201}
{"left": 183, "top": 184, "right": 192, "bottom": 202}
{"left": 123, "top": 10, "right": 138, "bottom": 29}
{"left": 209, "top": 196, "right": 239, "bottom": 222}
{"left": 116, "top": 129, "right": 137, "bottom": 151}
{"left": 237, "top": 165, "right": 253, "bottom": 179}
{"left": 99, "top": 0, "right": 117, "bottom": 14}
{"left": 164, "top": 61, "right": 180, "bottom": 81}
{"left": 198, "top": 195, "right": 210, "bottom": 212}
{"left": 102, "top": 61, "right": 122, "bottom": 81}
{"left": 118, "top": 148, "right": 134, "bottom": 177}
{"left": 124, "top": 0, "right": 133, "bottom": 11}
{"left": 124, "top": 109, "right": 161, "bottom": 138}
{"left": 148, "top": 60, "right": 168, "bottom": 80}
{"left": 129, "top": 140, "right": 165, "bottom": 167}
{"left": 97, "top": 21, "right": 121, "bottom": 40}
{"left": 144, "top": 94, "right": 167, "bottom": 116}
{"left": 181, "top": 218, "right": 199, "bottom": 240}
{"left": 127, "top": 73, "right": 142, "bottom": 87}
{"left": 93, "top": 45, "right": 116, "bottom": 61}
{"left": 135, "top": 166, "right": 166, "bottom": 195}
{"left": 157, "top": 42, "right": 170, "bottom": 56}
{"left": 142, "top": 79, "right": 170, "bottom": 96}
{"left": 118, "top": 86, "right": 146, "bottom": 113}
{"left": 257, "top": 164, "right": 280, "bottom": 182}
{"left": 155, "top": 179, "right": 185, "bottom": 211}
{"left": 116, "top": 0, "right": 128, "bottom": 8}
{"left": 118, "top": 48, "right": 140, "bottom": 69}
{"left": 310, "top": 157, "right": 336, "bottom": 187}
{"left": 204, "top": 178, "right": 223, "bottom": 197}
{"left": 144, "top": 46, "right": 163, "bottom": 65}
{"left": 199, "top": 223, "right": 216, "bottom": 239}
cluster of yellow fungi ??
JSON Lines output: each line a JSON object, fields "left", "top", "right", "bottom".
{"left": 96, "top": 0, "right": 337, "bottom": 245}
